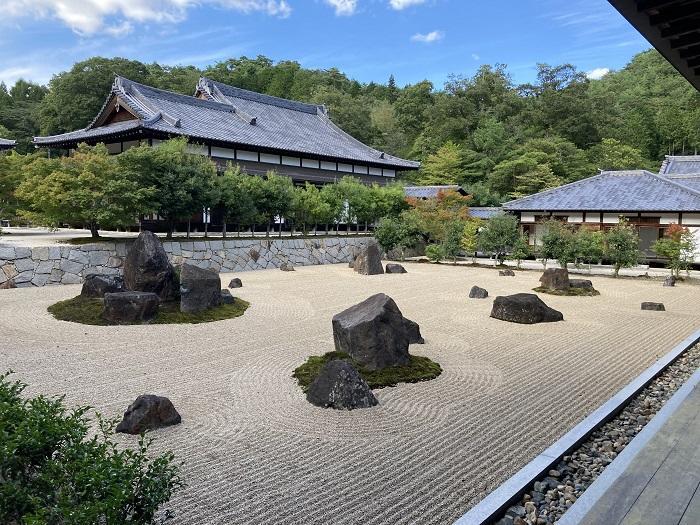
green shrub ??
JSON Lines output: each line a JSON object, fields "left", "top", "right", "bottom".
{"left": 425, "top": 244, "right": 444, "bottom": 263}
{"left": 0, "top": 372, "right": 183, "bottom": 524}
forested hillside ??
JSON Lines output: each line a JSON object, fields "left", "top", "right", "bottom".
{"left": 0, "top": 50, "right": 698, "bottom": 204}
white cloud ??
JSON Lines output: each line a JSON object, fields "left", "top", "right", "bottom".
{"left": 325, "top": 0, "right": 358, "bottom": 16}
{"left": 3, "top": 0, "right": 291, "bottom": 35}
{"left": 586, "top": 67, "right": 610, "bottom": 80}
{"left": 410, "top": 30, "right": 443, "bottom": 43}
{"left": 389, "top": 0, "right": 427, "bottom": 10}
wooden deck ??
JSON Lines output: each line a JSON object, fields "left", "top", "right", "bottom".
{"left": 578, "top": 381, "right": 700, "bottom": 525}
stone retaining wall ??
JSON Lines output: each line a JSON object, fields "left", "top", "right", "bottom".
{"left": 0, "top": 236, "right": 372, "bottom": 288}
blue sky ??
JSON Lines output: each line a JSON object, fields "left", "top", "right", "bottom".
{"left": 0, "top": 0, "right": 651, "bottom": 89}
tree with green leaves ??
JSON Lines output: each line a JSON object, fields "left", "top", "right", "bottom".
{"left": 539, "top": 220, "right": 577, "bottom": 269}
{"left": 652, "top": 224, "right": 697, "bottom": 277}
{"left": 441, "top": 219, "right": 466, "bottom": 263}
{"left": 218, "top": 165, "right": 259, "bottom": 237}
{"left": 605, "top": 218, "right": 640, "bottom": 277}
{"left": 477, "top": 213, "right": 519, "bottom": 264}
{"left": 588, "top": 138, "right": 648, "bottom": 171}
{"left": 374, "top": 210, "right": 422, "bottom": 261}
{"left": 461, "top": 218, "right": 481, "bottom": 263}
{"left": 257, "top": 172, "right": 294, "bottom": 237}
{"left": 0, "top": 151, "right": 35, "bottom": 221}
{"left": 17, "top": 144, "right": 152, "bottom": 237}
{"left": 574, "top": 228, "right": 605, "bottom": 266}
{"left": 418, "top": 141, "right": 465, "bottom": 185}
{"left": 508, "top": 235, "right": 531, "bottom": 269}
{"left": 319, "top": 183, "right": 345, "bottom": 233}
{"left": 118, "top": 137, "right": 218, "bottom": 239}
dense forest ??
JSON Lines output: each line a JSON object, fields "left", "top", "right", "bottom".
{"left": 0, "top": 50, "right": 698, "bottom": 205}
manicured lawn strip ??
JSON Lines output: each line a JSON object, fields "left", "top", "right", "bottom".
{"left": 48, "top": 295, "right": 250, "bottom": 325}
{"left": 293, "top": 351, "right": 442, "bottom": 391}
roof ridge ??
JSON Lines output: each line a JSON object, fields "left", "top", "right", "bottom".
{"left": 648, "top": 171, "right": 700, "bottom": 200}
{"left": 201, "top": 77, "right": 322, "bottom": 114}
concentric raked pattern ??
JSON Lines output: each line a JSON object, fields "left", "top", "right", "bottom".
{"left": 2, "top": 264, "right": 698, "bottom": 524}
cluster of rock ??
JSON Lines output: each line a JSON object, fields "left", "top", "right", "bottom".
{"left": 538, "top": 268, "right": 597, "bottom": 294}
{"left": 497, "top": 343, "right": 700, "bottom": 525}
{"left": 351, "top": 241, "right": 384, "bottom": 275}
{"left": 306, "top": 293, "right": 423, "bottom": 410}
{"left": 82, "top": 231, "right": 232, "bottom": 323}
{"left": 491, "top": 293, "right": 563, "bottom": 324}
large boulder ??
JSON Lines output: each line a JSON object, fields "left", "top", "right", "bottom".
{"left": 641, "top": 302, "right": 665, "bottom": 311}
{"left": 103, "top": 291, "right": 159, "bottom": 324}
{"left": 179, "top": 263, "right": 221, "bottom": 314}
{"left": 490, "top": 293, "right": 563, "bottom": 324}
{"left": 306, "top": 360, "right": 378, "bottom": 410}
{"left": 81, "top": 274, "right": 124, "bottom": 298}
{"left": 403, "top": 317, "right": 425, "bottom": 344}
{"left": 122, "top": 231, "right": 178, "bottom": 301}
{"left": 353, "top": 242, "right": 384, "bottom": 275}
{"left": 569, "top": 279, "right": 594, "bottom": 290}
{"left": 116, "top": 394, "right": 182, "bottom": 434}
{"left": 385, "top": 263, "right": 407, "bottom": 274}
{"left": 229, "top": 278, "right": 243, "bottom": 288}
{"left": 539, "top": 268, "right": 570, "bottom": 290}
{"left": 332, "top": 293, "right": 410, "bottom": 370}
{"left": 469, "top": 285, "right": 488, "bottom": 299}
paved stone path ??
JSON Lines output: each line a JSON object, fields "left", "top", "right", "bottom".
{"left": 1, "top": 264, "right": 699, "bottom": 524}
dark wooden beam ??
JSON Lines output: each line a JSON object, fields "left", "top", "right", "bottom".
{"left": 670, "top": 31, "right": 700, "bottom": 48}
{"left": 660, "top": 17, "right": 700, "bottom": 38}
{"left": 688, "top": 56, "right": 700, "bottom": 67}
{"left": 649, "top": 2, "right": 700, "bottom": 25}
{"left": 680, "top": 43, "right": 700, "bottom": 58}
{"left": 637, "top": 0, "right": 683, "bottom": 11}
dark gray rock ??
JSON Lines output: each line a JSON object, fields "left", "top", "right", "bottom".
{"left": 220, "top": 289, "right": 235, "bottom": 304}
{"left": 228, "top": 277, "right": 243, "bottom": 288}
{"left": 539, "top": 268, "right": 570, "bottom": 290}
{"left": 385, "top": 263, "right": 407, "bottom": 274}
{"left": 569, "top": 279, "right": 594, "bottom": 289}
{"left": 663, "top": 276, "right": 676, "bottom": 287}
{"left": 490, "top": 293, "right": 563, "bottom": 324}
{"left": 280, "top": 262, "right": 295, "bottom": 271}
{"left": 116, "top": 394, "right": 181, "bottom": 434}
{"left": 103, "top": 291, "right": 159, "bottom": 324}
{"left": 306, "top": 360, "right": 378, "bottom": 410}
{"left": 81, "top": 274, "right": 124, "bottom": 298}
{"left": 332, "top": 293, "right": 410, "bottom": 370}
{"left": 499, "top": 269, "right": 515, "bottom": 277}
{"left": 469, "top": 285, "right": 488, "bottom": 299}
{"left": 122, "top": 231, "right": 178, "bottom": 301}
{"left": 353, "top": 242, "right": 384, "bottom": 275}
{"left": 641, "top": 302, "right": 665, "bottom": 311}
{"left": 403, "top": 317, "right": 425, "bottom": 344}
{"left": 180, "top": 263, "right": 221, "bottom": 314}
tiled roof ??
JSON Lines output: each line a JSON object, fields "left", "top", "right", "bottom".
{"left": 0, "top": 137, "right": 16, "bottom": 148}
{"left": 469, "top": 207, "right": 502, "bottom": 219}
{"left": 659, "top": 155, "right": 700, "bottom": 176}
{"left": 404, "top": 185, "right": 464, "bottom": 198}
{"left": 34, "top": 76, "right": 419, "bottom": 170}
{"left": 503, "top": 170, "right": 700, "bottom": 212}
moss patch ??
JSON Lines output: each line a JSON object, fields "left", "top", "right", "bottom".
{"left": 48, "top": 295, "right": 250, "bottom": 325}
{"left": 293, "top": 351, "right": 442, "bottom": 391}
{"left": 533, "top": 286, "right": 600, "bottom": 297}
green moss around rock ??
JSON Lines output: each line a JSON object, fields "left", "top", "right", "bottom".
{"left": 48, "top": 295, "right": 250, "bottom": 325}
{"left": 533, "top": 286, "right": 600, "bottom": 297}
{"left": 293, "top": 351, "right": 442, "bottom": 391}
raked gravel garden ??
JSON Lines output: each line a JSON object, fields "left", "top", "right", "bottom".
{"left": 2, "top": 262, "right": 699, "bottom": 524}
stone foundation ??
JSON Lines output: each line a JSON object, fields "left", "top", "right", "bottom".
{"left": 0, "top": 236, "right": 372, "bottom": 288}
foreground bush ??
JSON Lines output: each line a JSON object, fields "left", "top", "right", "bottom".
{"left": 0, "top": 372, "right": 183, "bottom": 524}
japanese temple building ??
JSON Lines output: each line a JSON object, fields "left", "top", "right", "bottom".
{"left": 33, "top": 76, "right": 419, "bottom": 185}
{"left": 0, "top": 138, "right": 16, "bottom": 151}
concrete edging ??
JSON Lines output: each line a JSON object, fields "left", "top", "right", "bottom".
{"left": 452, "top": 327, "right": 700, "bottom": 525}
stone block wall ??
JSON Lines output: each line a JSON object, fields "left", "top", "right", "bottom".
{"left": 0, "top": 236, "right": 371, "bottom": 288}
